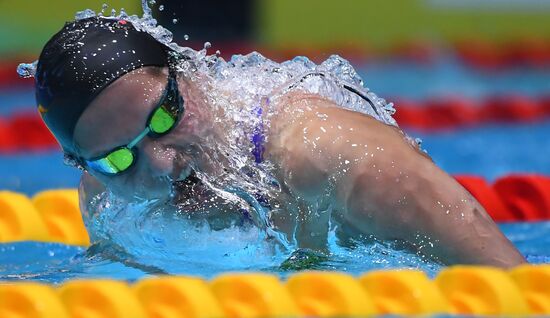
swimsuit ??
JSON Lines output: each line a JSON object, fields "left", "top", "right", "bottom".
{"left": 250, "top": 71, "right": 381, "bottom": 164}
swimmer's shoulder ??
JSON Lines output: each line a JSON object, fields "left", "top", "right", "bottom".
{"left": 268, "top": 92, "right": 432, "bottom": 162}
{"left": 267, "top": 92, "right": 336, "bottom": 139}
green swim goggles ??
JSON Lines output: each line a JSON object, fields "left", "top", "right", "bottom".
{"left": 66, "top": 70, "right": 184, "bottom": 176}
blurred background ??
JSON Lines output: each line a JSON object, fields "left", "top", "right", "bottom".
{"left": 1, "top": 0, "right": 550, "bottom": 57}
{"left": 0, "top": 0, "right": 549, "bottom": 195}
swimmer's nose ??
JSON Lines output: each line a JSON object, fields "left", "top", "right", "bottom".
{"left": 139, "top": 140, "right": 177, "bottom": 177}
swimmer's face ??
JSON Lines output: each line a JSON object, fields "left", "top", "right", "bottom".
{"left": 73, "top": 66, "right": 211, "bottom": 201}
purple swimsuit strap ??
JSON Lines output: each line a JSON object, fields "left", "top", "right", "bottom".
{"left": 249, "top": 73, "right": 379, "bottom": 164}
{"left": 251, "top": 104, "right": 265, "bottom": 163}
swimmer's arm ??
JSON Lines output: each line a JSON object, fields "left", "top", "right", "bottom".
{"left": 268, "top": 102, "right": 526, "bottom": 267}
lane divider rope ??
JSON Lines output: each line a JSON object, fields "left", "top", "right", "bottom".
{"left": 0, "top": 190, "right": 89, "bottom": 246}
{"left": 0, "top": 265, "right": 549, "bottom": 317}
{"left": 392, "top": 95, "right": 550, "bottom": 130}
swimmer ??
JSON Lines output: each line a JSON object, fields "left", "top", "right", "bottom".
{"left": 34, "top": 17, "right": 525, "bottom": 267}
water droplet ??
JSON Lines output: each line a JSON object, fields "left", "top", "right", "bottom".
{"left": 159, "top": 4, "right": 164, "bottom": 11}
{"left": 173, "top": 18, "right": 178, "bottom": 24}
{"left": 99, "top": 3, "right": 108, "bottom": 15}
{"left": 183, "top": 34, "right": 189, "bottom": 41}
{"left": 16, "top": 61, "right": 38, "bottom": 78}
{"left": 75, "top": 8, "right": 97, "bottom": 20}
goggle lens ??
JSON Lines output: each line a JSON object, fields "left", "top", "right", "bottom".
{"left": 87, "top": 148, "right": 135, "bottom": 175}
{"left": 149, "top": 105, "right": 176, "bottom": 134}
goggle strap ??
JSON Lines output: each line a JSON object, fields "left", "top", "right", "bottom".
{"left": 127, "top": 127, "right": 151, "bottom": 148}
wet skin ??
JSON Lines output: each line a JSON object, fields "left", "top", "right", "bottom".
{"left": 75, "top": 67, "right": 526, "bottom": 267}
{"left": 267, "top": 94, "right": 526, "bottom": 267}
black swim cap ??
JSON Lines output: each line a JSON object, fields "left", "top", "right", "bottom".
{"left": 35, "top": 17, "right": 170, "bottom": 153}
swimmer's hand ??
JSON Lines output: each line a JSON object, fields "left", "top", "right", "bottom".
{"left": 267, "top": 97, "right": 526, "bottom": 268}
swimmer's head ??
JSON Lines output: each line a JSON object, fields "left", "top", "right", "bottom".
{"left": 36, "top": 17, "right": 216, "bottom": 201}
{"left": 35, "top": 16, "right": 170, "bottom": 154}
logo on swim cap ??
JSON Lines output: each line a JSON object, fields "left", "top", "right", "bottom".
{"left": 38, "top": 104, "right": 48, "bottom": 114}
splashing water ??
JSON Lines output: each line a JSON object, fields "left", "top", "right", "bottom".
{"left": 16, "top": 61, "right": 38, "bottom": 78}
{"left": 16, "top": 1, "right": 434, "bottom": 275}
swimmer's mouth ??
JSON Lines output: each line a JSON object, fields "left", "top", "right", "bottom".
{"left": 170, "top": 169, "right": 208, "bottom": 206}
{"left": 172, "top": 169, "right": 199, "bottom": 188}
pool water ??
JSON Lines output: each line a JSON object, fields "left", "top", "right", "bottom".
{"left": 0, "top": 221, "right": 548, "bottom": 284}
{"left": 0, "top": 58, "right": 548, "bottom": 283}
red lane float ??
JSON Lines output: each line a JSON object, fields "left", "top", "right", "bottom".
{"left": 393, "top": 95, "right": 550, "bottom": 131}
{"left": 455, "top": 175, "right": 514, "bottom": 222}
{"left": 455, "top": 39, "right": 550, "bottom": 69}
{"left": 494, "top": 175, "right": 550, "bottom": 221}
{"left": 262, "top": 39, "right": 550, "bottom": 67}
{"left": 390, "top": 40, "right": 436, "bottom": 64}
{"left": 540, "top": 95, "right": 550, "bottom": 114}
{"left": 456, "top": 175, "right": 550, "bottom": 222}
{"left": 390, "top": 99, "right": 430, "bottom": 128}
{"left": 504, "top": 38, "right": 550, "bottom": 67}
{"left": 455, "top": 39, "right": 506, "bottom": 69}
{"left": 9, "top": 112, "right": 57, "bottom": 151}
{"left": 422, "top": 98, "right": 481, "bottom": 129}
{"left": 0, "top": 118, "right": 16, "bottom": 152}
{"left": 0, "top": 112, "right": 58, "bottom": 153}
{"left": 481, "top": 96, "right": 542, "bottom": 122}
